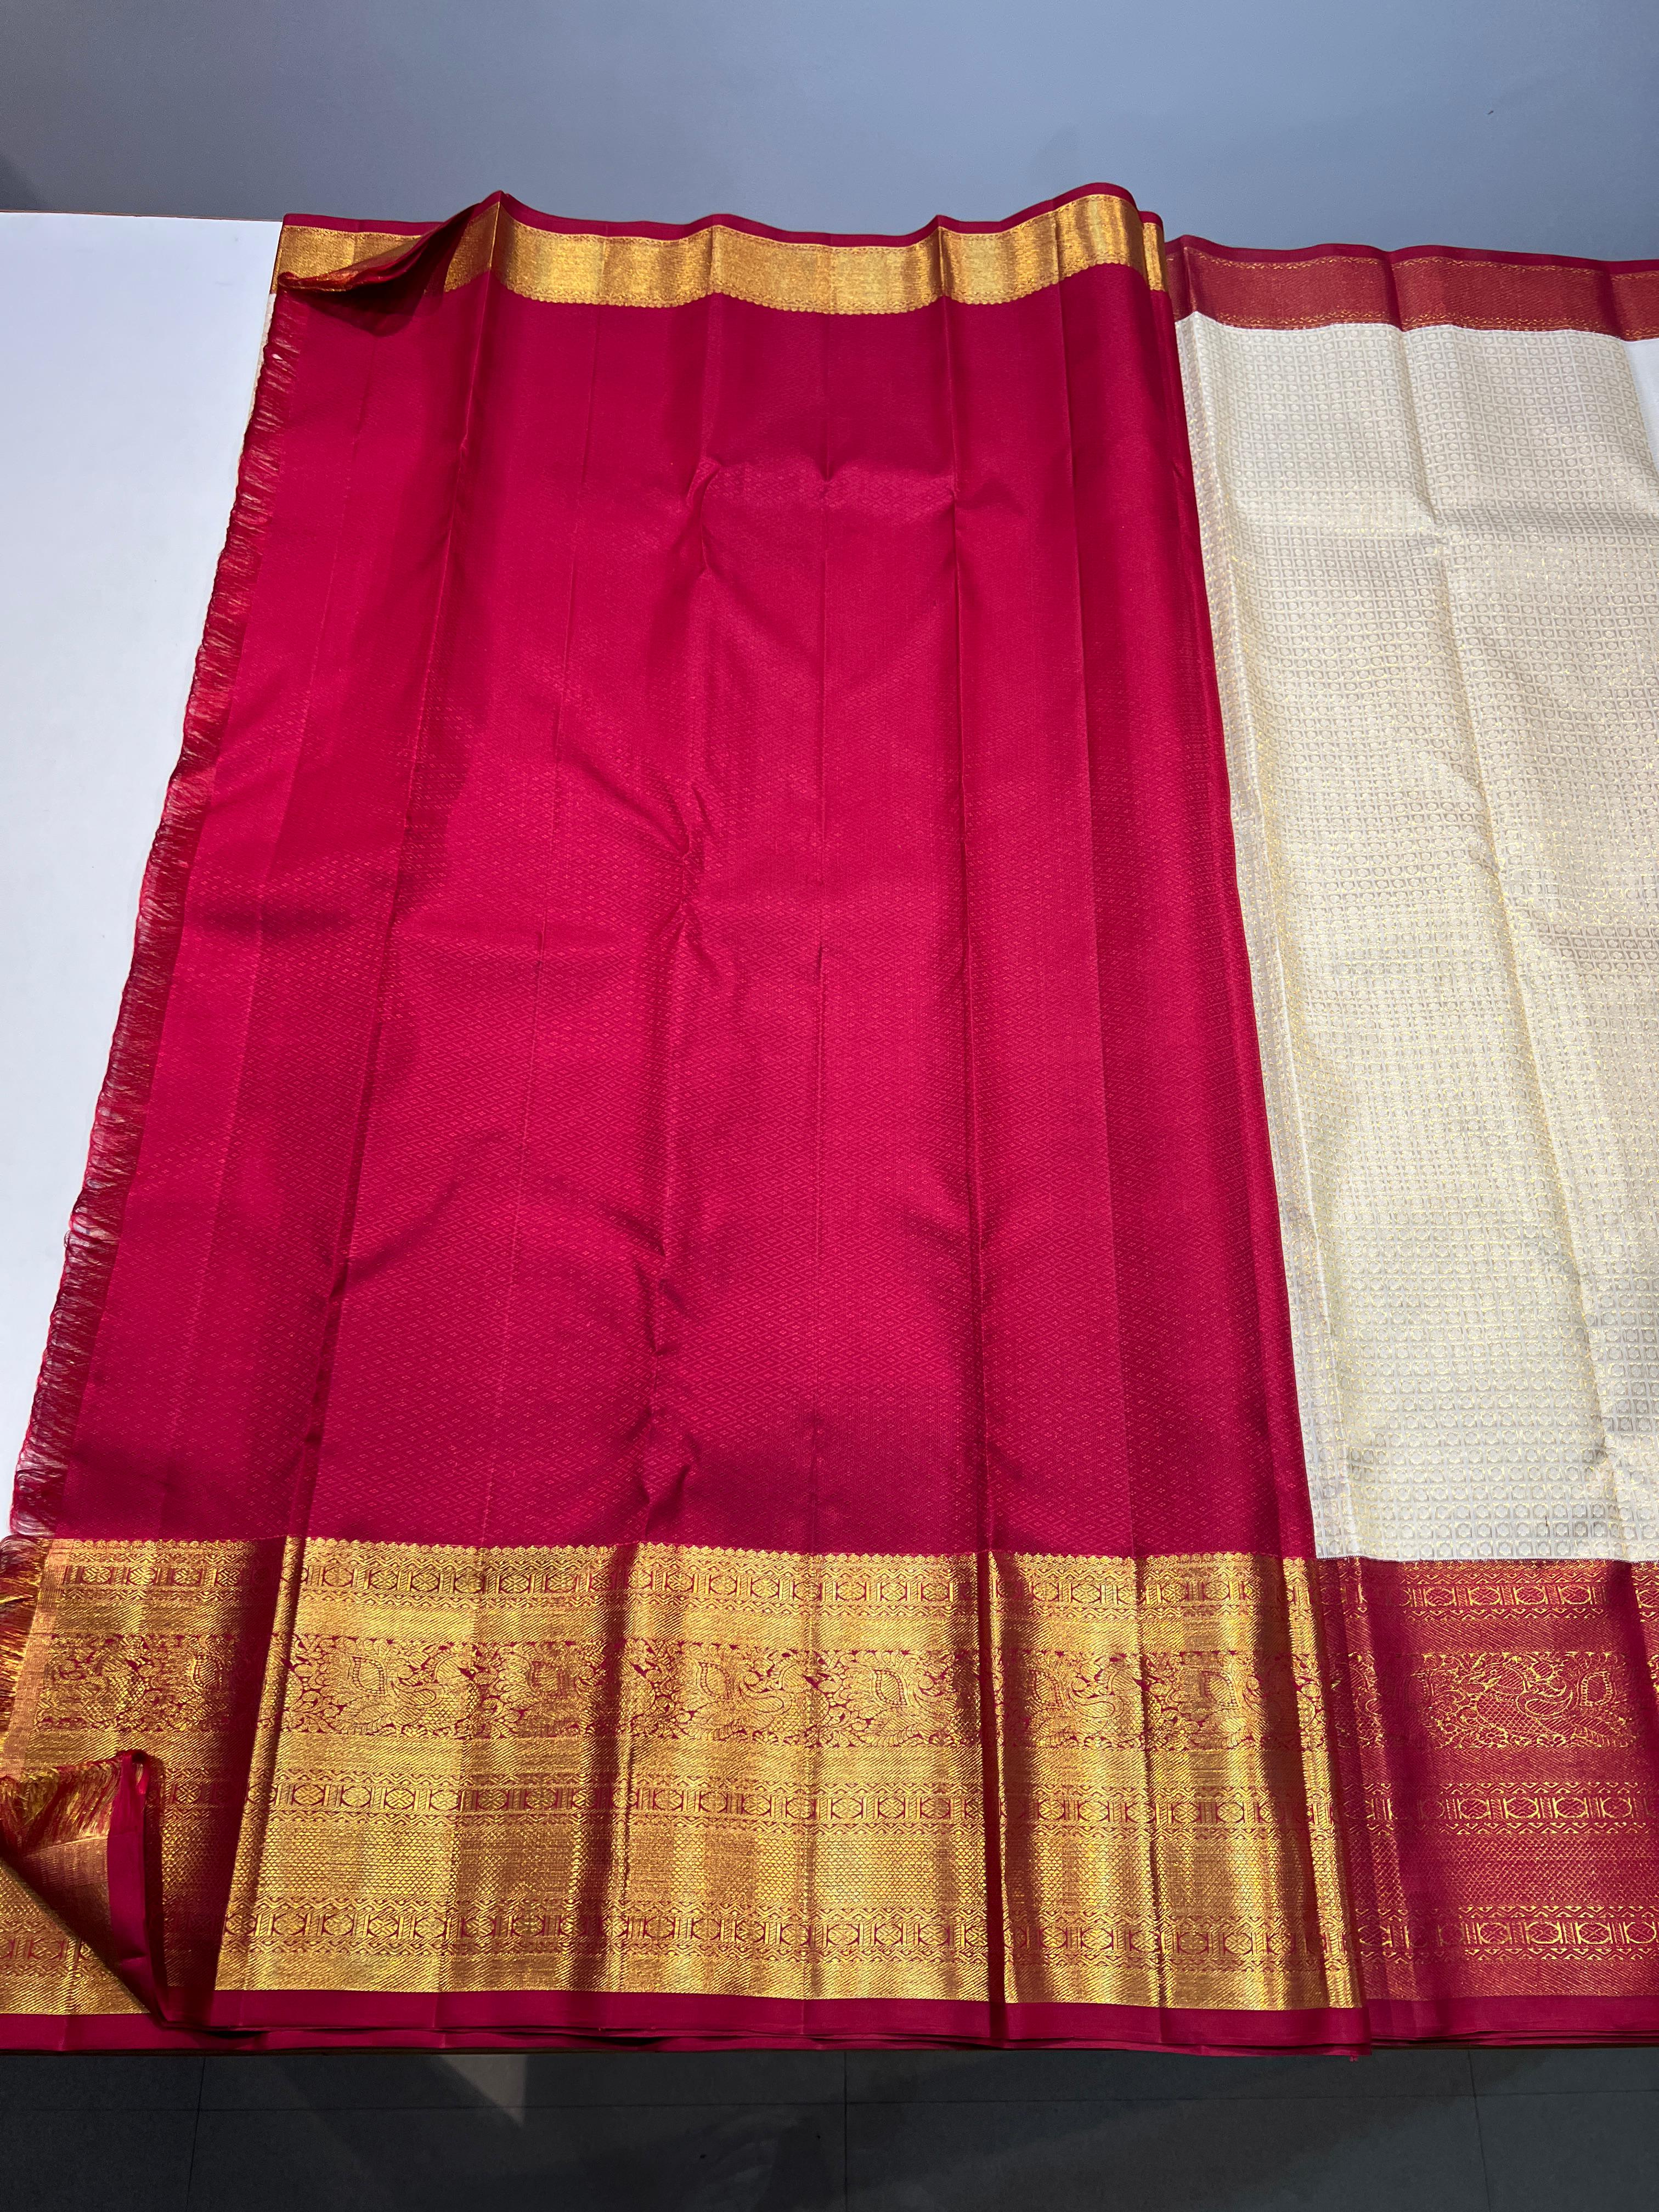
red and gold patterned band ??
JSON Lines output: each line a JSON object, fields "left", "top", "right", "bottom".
{"left": 272, "top": 204, "right": 1659, "bottom": 338}
{"left": 2, "top": 1542, "right": 1346, "bottom": 2030}
{"left": 1166, "top": 235, "right": 1659, "bottom": 337}
{"left": 272, "top": 188, "right": 1167, "bottom": 312}
{"left": 6, "top": 1542, "right": 1659, "bottom": 2045}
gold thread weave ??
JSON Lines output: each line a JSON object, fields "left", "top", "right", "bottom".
{"left": 2, "top": 1538, "right": 1345, "bottom": 2015}
{"left": 273, "top": 198, "right": 1165, "bottom": 313}
{"left": 270, "top": 227, "right": 414, "bottom": 286}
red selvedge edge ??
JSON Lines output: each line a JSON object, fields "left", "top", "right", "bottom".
{"left": 1167, "top": 235, "right": 1659, "bottom": 339}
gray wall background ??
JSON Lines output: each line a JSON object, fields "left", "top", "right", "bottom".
{"left": 3, "top": 0, "right": 1656, "bottom": 264}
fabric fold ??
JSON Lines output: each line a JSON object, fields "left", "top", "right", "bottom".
{"left": 8, "top": 183, "right": 1348, "bottom": 2049}
{"left": 0, "top": 1754, "right": 167, "bottom": 2018}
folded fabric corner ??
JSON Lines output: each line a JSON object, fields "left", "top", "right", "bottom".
{"left": 0, "top": 1752, "right": 168, "bottom": 2020}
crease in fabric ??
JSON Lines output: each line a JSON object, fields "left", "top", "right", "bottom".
{"left": 1389, "top": 323, "right": 1624, "bottom": 1555}
{"left": 223, "top": 241, "right": 505, "bottom": 2015}
{"left": 936, "top": 291, "right": 1008, "bottom": 2035}
{"left": 1049, "top": 264, "right": 1169, "bottom": 2016}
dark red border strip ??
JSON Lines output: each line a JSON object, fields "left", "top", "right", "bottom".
{"left": 1363, "top": 1996, "right": 1659, "bottom": 2046}
{"left": 1166, "top": 235, "right": 1659, "bottom": 339}
{"left": 0, "top": 1988, "right": 1366, "bottom": 2053}
{"left": 102, "top": 1753, "right": 170, "bottom": 2020}
{"left": 13, "top": 1986, "right": 1659, "bottom": 2052}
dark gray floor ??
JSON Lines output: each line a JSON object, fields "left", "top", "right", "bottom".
{"left": 4, "top": 2045, "right": 1658, "bottom": 2210}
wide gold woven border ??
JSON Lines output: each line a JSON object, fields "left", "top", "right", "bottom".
{"left": 12, "top": 1548, "right": 1659, "bottom": 2023}
{"left": 273, "top": 194, "right": 1166, "bottom": 313}
{"left": 1, "top": 1539, "right": 1346, "bottom": 2017}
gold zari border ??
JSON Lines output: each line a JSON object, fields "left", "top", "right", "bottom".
{"left": 1, "top": 1539, "right": 1346, "bottom": 2018}
{"left": 271, "top": 227, "right": 415, "bottom": 286}
{"left": 274, "top": 195, "right": 1166, "bottom": 313}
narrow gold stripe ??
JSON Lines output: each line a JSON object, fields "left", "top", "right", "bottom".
{"left": 1142, "top": 215, "right": 1166, "bottom": 292}
{"left": 275, "top": 194, "right": 1159, "bottom": 315}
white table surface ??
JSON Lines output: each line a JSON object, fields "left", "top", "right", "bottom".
{"left": 1, "top": 213, "right": 276, "bottom": 1482}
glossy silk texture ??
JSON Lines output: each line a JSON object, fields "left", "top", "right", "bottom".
{"left": 2, "top": 193, "right": 1329, "bottom": 2046}
{"left": 46, "top": 206, "right": 1308, "bottom": 1568}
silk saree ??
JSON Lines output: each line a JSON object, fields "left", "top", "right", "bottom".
{"left": 3, "top": 186, "right": 1657, "bottom": 2050}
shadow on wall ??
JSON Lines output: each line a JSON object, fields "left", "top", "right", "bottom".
{"left": 0, "top": 151, "right": 43, "bottom": 209}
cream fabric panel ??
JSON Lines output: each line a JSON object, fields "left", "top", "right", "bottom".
{"left": 1630, "top": 337, "right": 1659, "bottom": 472}
{"left": 1181, "top": 318, "right": 1659, "bottom": 1561}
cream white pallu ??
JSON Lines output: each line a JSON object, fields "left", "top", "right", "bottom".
{"left": 1174, "top": 236, "right": 1659, "bottom": 2038}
